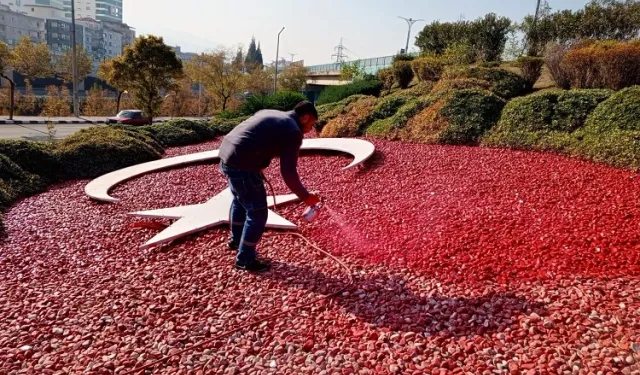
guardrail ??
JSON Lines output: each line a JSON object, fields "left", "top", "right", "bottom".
{"left": 306, "top": 52, "right": 420, "bottom": 75}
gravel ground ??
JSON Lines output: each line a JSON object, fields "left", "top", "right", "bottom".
{"left": 1, "top": 138, "right": 639, "bottom": 374}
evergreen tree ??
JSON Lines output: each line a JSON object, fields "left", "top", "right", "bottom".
{"left": 233, "top": 47, "right": 244, "bottom": 72}
{"left": 245, "top": 37, "right": 258, "bottom": 71}
{"left": 256, "top": 42, "right": 264, "bottom": 68}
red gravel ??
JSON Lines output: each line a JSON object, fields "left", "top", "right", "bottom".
{"left": 1, "top": 138, "right": 639, "bottom": 374}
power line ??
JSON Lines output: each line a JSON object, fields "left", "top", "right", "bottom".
{"left": 331, "top": 37, "right": 349, "bottom": 63}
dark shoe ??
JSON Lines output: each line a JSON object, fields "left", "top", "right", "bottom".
{"left": 227, "top": 240, "right": 238, "bottom": 251}
{"left": 235, "top": 259, "right": 270, "bottom": 273}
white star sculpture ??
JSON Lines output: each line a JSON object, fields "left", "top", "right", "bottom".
{"left": 128, "top": 188, "right": 300, "bottom": 249}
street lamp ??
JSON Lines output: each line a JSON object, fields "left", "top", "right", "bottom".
{"left": 398, "top": 16, "right": 424, "bottom": 54}
{"left": 71, "top": 0, "right": 79, "bottom": 116}
{"left": 274, "top": 26, "right": 285, "bottom": 93}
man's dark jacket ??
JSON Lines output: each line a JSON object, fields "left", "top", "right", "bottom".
{"left": 219, "top": 109, "right": 310, "bottom": 200}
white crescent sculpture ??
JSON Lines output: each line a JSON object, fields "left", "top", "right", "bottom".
{"left": 85, "top": 138, "right": 375, "bottom": 203}
{"left": 84, "top": 137, "right": 376, "bottom": 249}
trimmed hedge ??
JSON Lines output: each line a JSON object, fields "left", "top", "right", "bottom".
{"left": 371, "top": 96, "right": 409, "bottom": 121}
{"left": 138, "top": 123, "right": 203, "bottom": 147}
{"left": 561, "top": 40, "right": 640, "bottom": 90}
{"left": 482, "top": 87, "right": 639, "bottom": 171}
{"left": 431, "top": 78, "right": 491, "bottom": 95}
{"left": 56, "top": 127, "right": 162, "bottom": 179}
{"left": 554, "top": 89, "right": 613, "bottom": 131}
{"left": 240, "top": 91, "right": 307, "bottom": 115}
{"left": 493, "top": 89, "right": 614, "bottom": 134}
{"left": 209, "top": 116, "right": 249, "bottom": 136}
{"left": 314, "top": 95, "right": 372, "bottom": 133}
{"left": 0, "top": 153, "right": 46, "bottom": 209}
{"left": 392, "top": 60, "right": 414, "bottom": 89}
{"left": 136, "top": 119, "right": 217, "bottom": 147}
{"left": 411, "top": 56, "right": 445, "bottom": 82}
{"left": 446, "top": 67, "right": 529, "bottom": 99}
{"left": 320, "top": 96, "right": 378, "bottom": 138}
{"left": 376, "top": 67, "right": 395, "bottom": 93}
{"left": 402, "top": 89, "right": 506, "bottom": 145}
{"left": 570, "top": 129, "right": 640, "bottom": 171}
{"left": 317, "top": 79, "right": 382, "bottom": 105}
{"left": 585, "top": 86, "right": 640, "bottom": 133}
{"left": 0, "top": 140, "right": 62, "bottom": 182}
{"left": 109, "top": 125, "right": 166, "bottom": 154}
{"left": 367, "top": 96, "right": 435, "bottom": 139}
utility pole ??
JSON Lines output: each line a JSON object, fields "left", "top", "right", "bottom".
{"left": 71, "top": 0, "right": 79, "bottom": 116}
{"left": 274, "top": 26, "right": 285, "bottom": 93}
{"left": 331, "top": 38, "right": 348, "bottom": 63}
{"left": 524, "top": 0, "right": 543, "bottom": 56}
{"left": 398, "top": 16, "right": 424, "bottom": 54}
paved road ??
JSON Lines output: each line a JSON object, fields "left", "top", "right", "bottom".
{"left": 0, "top": 123, "right": 102, "bottom": 141}
{"left": 0, "top": 116, "right": 210, "bottom": 125}
{"left": 0, "top": 116, "right": 211, "bottom": 141}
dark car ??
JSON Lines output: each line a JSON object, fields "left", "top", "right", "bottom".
{"left": 107, "top": 110, "right": 152, "bottom": 126}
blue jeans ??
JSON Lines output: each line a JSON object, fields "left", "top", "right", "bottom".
{"left": 220, "top": 161, "right": 268, "bottom": 265}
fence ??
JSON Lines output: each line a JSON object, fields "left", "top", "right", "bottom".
{"left": 306, "top": 52, "right": 420, "bottom": 75}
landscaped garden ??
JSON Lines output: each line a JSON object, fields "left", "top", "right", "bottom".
{"left": 1, "top": 1, "right": 640, "bottom": 373}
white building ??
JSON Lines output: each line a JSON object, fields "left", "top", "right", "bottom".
{"left": 103, "top": 26, "right": 120, "bottom": 58}
{"left": 63, "top": 0, "right": 121, "bottom": 23}
{"left": 21, "top": 3, "right": 65, "bottom": 20}
{"left": 172, "top": 45, "right": 197, "bottom": 62}
{"left": 0, "top": 4, "right": 46, "bottom": 46}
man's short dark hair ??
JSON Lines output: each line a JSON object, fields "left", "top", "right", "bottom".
{"left": 294, "top": 101, "right": 318, "bottom": 119}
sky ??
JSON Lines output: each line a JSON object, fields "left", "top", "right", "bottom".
{"left": 123, "top": 0, "right": 589, "bottom": 66}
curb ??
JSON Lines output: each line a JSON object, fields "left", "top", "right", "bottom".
{"left": 0, "top": 119, "right": 194, "bottom": 125}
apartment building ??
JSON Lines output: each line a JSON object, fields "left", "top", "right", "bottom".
{"left": 0, "top": 4, "right": 45, "bottom": 46}
{"left": 63, "top": 0, "right": 121, "bottom": 23}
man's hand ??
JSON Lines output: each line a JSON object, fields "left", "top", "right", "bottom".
{"left": 304, "top": 193, "right": 320, "bottom": 207}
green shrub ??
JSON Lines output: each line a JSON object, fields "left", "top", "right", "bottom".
{"left": 553, "top": 89, "right": 613, "bottom": 131}
{"left": 268, "top": 91, "right": 307, "bottom": 111}
{"left": 393, "top": 60, "right": 414, "bottom": 89}
{"left": 109, "top": 125, "right": 165, "bottom": 154}
{"left": 561, "top": 40, "right": 640, "bottom": 90}
{"left": 320, "top": 96, "right": 378, "bottom": 138}
{"left": 570, "top": 129, "right": 640, "bottom": 171}
{"left": 138, "top": 123, "right": 203, "bottom": 147}
{"left": 0, "top": 140, "right": 62, "bottom": 182}
{"left": 240, "top": 91, "right": 307, "bottom": 115}
{"left": 411, "top": 57, "right": 445, "bottom": 82}
{"left": 376, "top": 67, "right": 395, "bottom": 93}
{"left": 217, "top": 109, "right": 243, "bottom": 119}
{"left": 208, "top": 116, "right": 249, "bottom": 135}
{"left": 393, "top": 53, "right": 415, "bottom": 62}
{"left": 164, "top": 119, "right": 216, "bottom": 140}
{"left": 316, "top": 79, "right": 382, "bottom": 105}
{"left": 56, "top": 127, "right": 162, "bottom": 179}
{"left": 496, "top": 91, "right": 561, "bottom": 132}
{"left": 494, "top": 89, "right": 613, "bottom": 134}
{"left": 367, "top": 96, "right": 435, "bottom": 139}
{"left": 371, "top": 96, "right": 408, "bottom": 120}
{"left": 585, "top": 86, "right": 640, "bottom": 133}
{"left": 446, "top": 67, "right": 528, "bottom": 99}
{"left": 479, "top": 61, "right": 501, "bottom": 68}
{"left": 431, "top": 78, "right": 491, "bottom": 95}
{"left": 516, "top": 56, "right": 545, "bottom": 90}
{"left": 403, "top": 89, "right": 505, "bottom": 145}
{"left": 0, "top": 153, "right": 47, "bottom": 209}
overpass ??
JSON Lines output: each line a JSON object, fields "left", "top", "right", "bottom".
{"left": 302, "top": 53, "right": 418, "bottom": 102}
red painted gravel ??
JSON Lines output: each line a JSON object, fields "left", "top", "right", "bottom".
{"left": 1, "top": 138, "right": 639, "bottom": 374}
